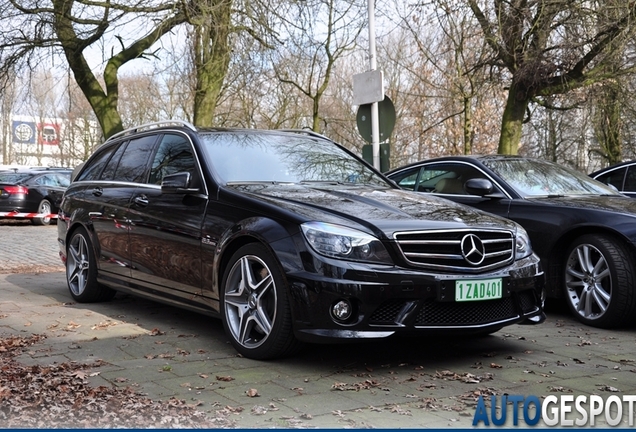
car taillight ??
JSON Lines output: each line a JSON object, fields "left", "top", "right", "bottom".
{"left": 3, "top": 186, "right": 28, "bottom": 194}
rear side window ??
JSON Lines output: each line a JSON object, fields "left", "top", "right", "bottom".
{"left": 100, "top": 142, "right": 127, "bottom": 181}
{"left": 596, "top": 167, "right": 626, "bottom": 190}
{"left": 77, "top": 143, "right": 120, "bottom": 181}
{"left": 624, "top": 166, "right": 636, "bottom": 193}
{"left": 149, "top": 134, "right": 198, "bottom": 186}
{"left": 112, "top": 135, "right": 157, "bottom": 183}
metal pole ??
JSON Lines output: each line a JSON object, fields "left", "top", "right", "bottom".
{"left": 368, "top": 0, "right": 380, "bottom": 170}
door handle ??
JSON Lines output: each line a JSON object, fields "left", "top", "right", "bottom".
{"left": 92, "top": 187, "right": 103, "bottom": 197}
{"left": 134, "top": 195, "right": 149, "bottom": 206}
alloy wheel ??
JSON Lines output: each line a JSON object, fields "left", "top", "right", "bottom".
{"left": 565, "top": 242, "right": 612, "bottom": 321}
{"left": 223, "top": 254, "right": 277, "bottom": 350}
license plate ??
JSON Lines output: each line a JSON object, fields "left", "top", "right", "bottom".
{"left": 455, "top": 278, "right": 502, "bottom": 302}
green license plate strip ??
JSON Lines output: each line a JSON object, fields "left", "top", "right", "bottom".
{"left": 455, "top": 278, "right": 502, "bottom": 302}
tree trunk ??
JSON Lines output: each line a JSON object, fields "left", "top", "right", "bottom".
{"left": 497, "top": 82, "right": 529, "bottom": 155}
{"left": 463, "top": 96, "right": 472, "bottom": 155}
{"left": 192, "top": 0, "right": 232, "bottom": 127}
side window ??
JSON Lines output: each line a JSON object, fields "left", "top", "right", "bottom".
{"left": 421, "top": 164, "right": 489, "bottom": 195}
{"left": 624, "top": 166, "right": 636, "bottom": 193}
{"left": 76, "top": 143, "right": 120, "bottom": 181}
{"left": 149, "top": 134, "right": 199, "bottom": 186}
{"left": 389, "top": 168, "right": 420, "bottom": 191}
{"left": 596, "top": 167, "right": 626, "bottom": 191}
{"left": 112, "top": 135, "right": 157, "bottom": 183}
{"left": 35, "top": 175, "right": 52, "bottom": 186}
{"left": 100, "top": 142, "right": 127, "bottom": 181}
{"left": 56, "top": 173, "right": 71, "bottom": 188}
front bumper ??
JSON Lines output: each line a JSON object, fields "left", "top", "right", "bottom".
{"left": 286, "top": 254, "right": 545, "bottom": 343}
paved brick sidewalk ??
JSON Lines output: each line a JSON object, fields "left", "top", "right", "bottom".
{"left": 1, "top": 221, "right": 636, "bottom": 427}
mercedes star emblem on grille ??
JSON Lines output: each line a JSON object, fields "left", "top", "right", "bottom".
{"left": 461, "top": 234, "right": 486, "bottom": 265}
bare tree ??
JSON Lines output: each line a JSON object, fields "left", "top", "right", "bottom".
{"left": 0, "top": 69, "right": 17, "bottom": 164}
{"left": 0, "top": 0, "right": 195, "bottom": 138}
{"left": 271, "top": 0, "right": 365, "bottom": 132}
{"left": 462, "top": 0, "right": 636, "bottom": 155}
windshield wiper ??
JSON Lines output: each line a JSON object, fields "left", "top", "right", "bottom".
{"left": 299, "top": 180, "right": 344, "bottom": 185}
{"left": 226, "top": 181, "right": 293, "bottom": 185}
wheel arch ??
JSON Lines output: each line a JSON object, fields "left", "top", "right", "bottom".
{"left": 65, "top": 221, "right": 101, "bottom": 262}
{"left": 215, "top": 217, "right": 303, "bottom": 295}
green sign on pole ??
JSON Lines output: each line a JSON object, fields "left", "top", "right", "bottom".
{"left": 357, "top": 95, "right": 395, "bottom": 172}
{"left": 356, "top": 96, "right": 396, "bottom": 143}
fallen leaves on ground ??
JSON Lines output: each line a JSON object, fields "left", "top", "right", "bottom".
{"left": 0, "top": 334, "right": 235, "bottom": 428}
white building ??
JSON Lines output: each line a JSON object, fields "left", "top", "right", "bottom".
{"left": 0, "top": 114, "right": 101, "bottom": 169}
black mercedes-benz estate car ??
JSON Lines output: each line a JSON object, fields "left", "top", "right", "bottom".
{"left": 57, "top": 121, "right": 545, "bottom": 359}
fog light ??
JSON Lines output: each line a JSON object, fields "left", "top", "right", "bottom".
{"left": 332, "top": 300, "right": 352, "bottom": 321}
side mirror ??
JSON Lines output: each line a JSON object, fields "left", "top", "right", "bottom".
{"left": 161, "top": 172, "right": 200, "bottom": 194}
{"left": 464, "top": 177, "right": 511, "bottom": 199}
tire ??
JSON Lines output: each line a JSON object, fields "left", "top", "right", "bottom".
{"left": 32, "top": 199, "right": 52, "bottom": 225}
{"left": 563, "top": 234, "right": 636, "bottom": 328}
{"left": 66, "top": 227, "right": 115, "bottom": 303}
{"left": 220, "top": 243, "right": 300, "bottom": 359}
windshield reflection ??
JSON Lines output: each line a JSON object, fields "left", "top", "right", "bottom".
{"left": 200, "top": 132, "right": 390, "bottom": 187}
{"left": 484, "top": 159, "right": 620, "bottom": 198}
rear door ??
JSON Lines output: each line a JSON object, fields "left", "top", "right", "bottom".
{"left": 78, "top": 135, "right": 158, "bottom": 281}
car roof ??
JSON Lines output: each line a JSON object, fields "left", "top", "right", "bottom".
{"left": 590, "top": 160, "right": 636, "bottom": 177}
{"left": 104, "top": 120, "right": 333, "bottom": 144}
{"left": 385, "top": 154, "right": 547, "bottom": 175}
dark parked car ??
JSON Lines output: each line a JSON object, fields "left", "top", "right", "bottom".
{"left": 0, "top": 168, "right": 72, "bottom": 225}
{"left": 387, "top": 156, "right": 636, "bottom": 329}
{"left": 590, "top": 161, "right": 636, "bottom": 198}
{"left": 57, "top": 122, "right": 545, "bottom": 359}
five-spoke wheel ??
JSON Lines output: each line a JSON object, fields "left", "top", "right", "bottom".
{"left": 66, "top": 227, "right": 115, "bottom": 302}
{"left": 221, "top": 243, "right": 299, "bottom": 359}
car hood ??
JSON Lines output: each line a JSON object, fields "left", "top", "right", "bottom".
{"left": 526, "top": 194, "right": 636, "bottom": 215}
{"left": 229, "top": 183, "right": 518, "bottom": 237}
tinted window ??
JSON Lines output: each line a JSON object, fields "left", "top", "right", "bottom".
{"left": 0, "top": 173, "right": 31, "bottom": 183}
{"left": 78, "top": 143, "right": 120, "bottom": 181}
{"left": 596, "top": 167, "right": 626, "bottom": 191}
{"left": 623, "top": 166, "right": 636, "bottom": 192}
{"left": 113, "top": 135, "right": 157, "bottom": 183}
{"left": 100, "top": 142, "right": 127, "bottom": 180}
{"left": 149, "top": 134, "right": 198, "bottom": 186}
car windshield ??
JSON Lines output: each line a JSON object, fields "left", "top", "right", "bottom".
{"left": 483, "top": 158, "right": 621, "bottom": 198}
{"left": 200, "top": 132, "right": 390, "bottom": 187}
{"left": 0, "top": 173, "right": 32, "bottom": 184}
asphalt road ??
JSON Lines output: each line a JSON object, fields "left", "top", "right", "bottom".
{"left": 1, "top": 220, "right": 636, "bottom": 428}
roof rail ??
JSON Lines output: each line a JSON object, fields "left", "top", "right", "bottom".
{"left": 278, "top": 129, "right": 331, "bottom": 141}
{"left": 106, "top": 120, "right": 197, "bottom": 143}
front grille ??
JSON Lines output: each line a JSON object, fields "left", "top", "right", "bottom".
{"left": 394, "top": 229, "right": 514, "bottom": 273}
{"left": 368, "top": 296, "right": 531, "bottom": 327}
{"left": 415, "top": 298, "right": 517, "bottom": 326}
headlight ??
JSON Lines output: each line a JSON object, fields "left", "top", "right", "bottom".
{"left": 301, "top": 221, "right": 392, "bottom": 264}
{"left": 515, "top": 226, "right": 533, "bottom": 260}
